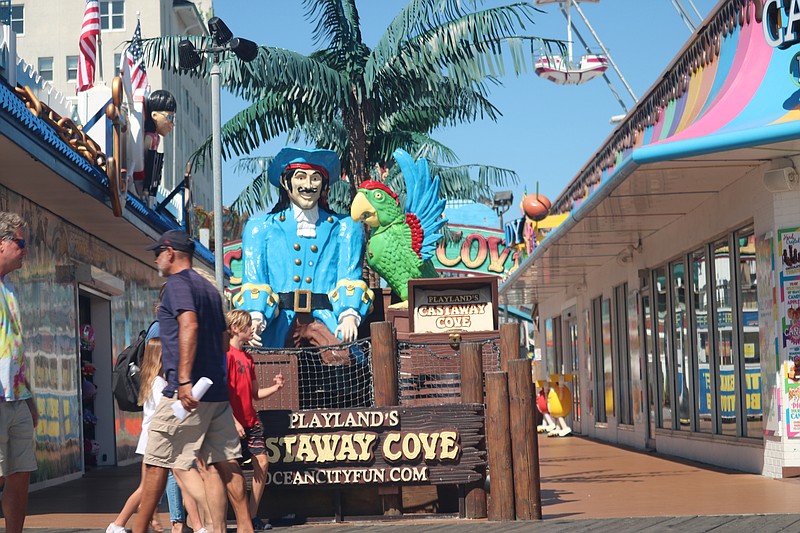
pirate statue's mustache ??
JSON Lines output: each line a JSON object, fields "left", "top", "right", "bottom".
{"left": 296, "top": 186, "right": 319, "bottom": 194}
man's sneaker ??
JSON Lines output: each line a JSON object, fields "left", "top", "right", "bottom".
{"left": 106, "top": 524, "right": 126, "bottom": 533}
{"left": 251, "top": 517, "right": 272, "bottom": 531}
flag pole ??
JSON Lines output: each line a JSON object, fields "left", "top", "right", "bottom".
{"left": 97, "top": 4, "right": 103, "bottom": 82}
{"left": 96, "top": 19, "right": 103, "bottom": 81}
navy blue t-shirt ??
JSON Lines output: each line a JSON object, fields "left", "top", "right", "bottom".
{"left": 158, "top": 268, "right": 228, "bottom": 402}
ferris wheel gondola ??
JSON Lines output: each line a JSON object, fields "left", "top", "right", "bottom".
{"left": 534, "top": 0, "right": 607, "bottom": 85}
{"left": 534, "top": 0, "right": 639, "bottom": 119}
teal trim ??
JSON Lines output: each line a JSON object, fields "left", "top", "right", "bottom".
{"left": 634, "top": 120, "right": 800, "bottom": 165}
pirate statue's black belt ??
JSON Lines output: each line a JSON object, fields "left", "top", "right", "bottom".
{"left": 277, "top": 290, "right": 332, "bottom": 313}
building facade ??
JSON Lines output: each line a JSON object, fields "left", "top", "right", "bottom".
{"left": 1, "top": 19, "right": 218, "bottom": 488}
{"left": 9, "top": 0, "right": 214, "bottom": 211}
{"left": 501, "top": 0, "right": 800, "bottom": 478}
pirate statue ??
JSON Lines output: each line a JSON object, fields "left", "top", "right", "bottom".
{"left": 234, "top": 147, "right": 374, "bottom": 355}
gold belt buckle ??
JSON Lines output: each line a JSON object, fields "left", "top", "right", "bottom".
{"left": 293, "top": 289, "right": 312, "bottom": 313}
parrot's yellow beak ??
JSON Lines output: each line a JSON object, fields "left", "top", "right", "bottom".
{"left": 351, "top": 192, "right": 380, "bottom": 227}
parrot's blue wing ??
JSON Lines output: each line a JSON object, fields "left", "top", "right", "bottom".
{"left": 393, "top": 149, "right": 447, "bottom": 262}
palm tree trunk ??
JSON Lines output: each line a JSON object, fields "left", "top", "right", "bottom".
{"left": 343, "top": 88, "right": 371, "bottom": 195}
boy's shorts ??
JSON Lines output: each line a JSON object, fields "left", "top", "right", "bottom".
{"left": 0, "top": 401, "right": 37, "bottom": 476}
{"left": 145, "top": 397, "right": 242, "bottom": 470}
{"left": 240, "top": 421, "right": 267, "bottom": 460}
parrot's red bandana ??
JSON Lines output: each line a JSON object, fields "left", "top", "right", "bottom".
{"left": 286, "top": 162, "right": 329, "bottom": 179}
{"left": 361, "top": 180, "right": 399, "bottom": 205}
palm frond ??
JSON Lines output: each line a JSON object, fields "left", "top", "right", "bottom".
{"left": 368, "top": 130, "right": 459, "bottom": 167}
{"left": 366, "top": 3, "right": 564, "bottom": 91}
{"left": 190, "top": 92, "right": 339, "bottom": 165}
{"left": 287, "top": 120, "right": 350, "bottom": 155}
{"left": 229, "top": 156, "right": 278, "bottom": 216}
{"left": 378, "top": 79, "right": 503, "bottom": 133}
{"left": 141, "top": 36, "right": 346, "bottom": 110}
{"left": 430, "top": 163, "right": 519, "bottom": 201}
{"left": 303, "top": 0, "right": 362, "bottom": 49}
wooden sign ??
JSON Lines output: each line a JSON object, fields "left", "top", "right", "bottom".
{"left": 408, "top": 276, "right": 499, "bottom": 333}
{"left": 258, "top": 405, "right": 485, "bottom": 487}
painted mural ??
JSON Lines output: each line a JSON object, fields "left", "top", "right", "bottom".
{"left": 1, "top": 187, "right": 161, "bottom": 483}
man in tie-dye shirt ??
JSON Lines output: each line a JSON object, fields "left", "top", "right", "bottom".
{"left": 0, "top": 212, "right": 37, "bottom": 533}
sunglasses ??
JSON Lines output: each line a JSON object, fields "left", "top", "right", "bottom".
{"left": 7, "top": 238, "right": 25, "bottom": 249}
{"left": 159, "top": 112, "right": 175, "bottom": 124}
{"left": 153, "top": 246, "right": 168, "bottom": 258}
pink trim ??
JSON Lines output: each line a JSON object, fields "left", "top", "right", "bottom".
{"left": 658, "top": 7, "right": 770, "bottom": 143}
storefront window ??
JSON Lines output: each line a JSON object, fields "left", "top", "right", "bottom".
{"left": 615, "top": 283, "right": 632, "bottom": 425}
{"left": 713, "top": 238, "right": 737, "bottom": 436}
{"left": 692, "top": 248, "right": 713, "bottom": 433}
{"left": 737, "top": 225, "right": 762, "bottom": 438}
{"left": 655, "top": 266, "right": 672, "bottom": 429}
{"left": 672, "top": 260, "right": 691, "bottom": 430}
{"left": 602, "top": 298, "right": 614, "bottom": 420}
{"left": 591, "top": 297, "right": 607, "bottom": 422}
{"left": 642, "top": 292, "right": 657, "bottom": 437}
{"left": 584, "top": 308, "right": 593, "bottom": 418}
{"left": 545, "top": 318, "right": 554, "bottom": 377}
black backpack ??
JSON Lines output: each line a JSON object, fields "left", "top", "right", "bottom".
{"left": 112, "top": 323, "right": 154, "bottom": 412}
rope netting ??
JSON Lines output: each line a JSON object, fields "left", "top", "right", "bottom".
{"left": 397, "top": 337, "right": 501, "bottom": 406}
{"left": 246, "top": 336, "right": 501, "bottom": 409}
{"left": 248, "top": 338, "right": 374, "bottom": 411}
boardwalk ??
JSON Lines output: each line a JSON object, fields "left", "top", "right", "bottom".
{"left": 11, "top": 435, "right": 800, "bottom": 532}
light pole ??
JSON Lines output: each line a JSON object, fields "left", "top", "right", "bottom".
{"left": 178, "top": 18, "right": 258, "bottom": 293}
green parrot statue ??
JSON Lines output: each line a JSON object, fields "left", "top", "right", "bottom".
{"left": 350, "top": 149, "right": 447, "bottom": 301}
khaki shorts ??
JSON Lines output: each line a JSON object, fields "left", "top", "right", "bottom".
{"left": 145, "top": 397, "right": 242, "bottom": 470}
{"left": 0, "top": 400, "right": 37, "bottom": 477}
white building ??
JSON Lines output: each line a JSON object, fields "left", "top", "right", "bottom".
{"left": 8, "top": 0, "right": 214, "bottom": 211}
{"left": 501, "top": 0, "right": 800, "bottom": 478}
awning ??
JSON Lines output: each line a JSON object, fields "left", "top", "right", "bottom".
{"left": 500, "top": 0, "right": 800, "bottom": 306}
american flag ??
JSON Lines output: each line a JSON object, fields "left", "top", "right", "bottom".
{"left": 77, "top": 0, "right": 100, "bottom": 92}
{"left": 122, "top": 20, "right": 149, "bottom": 96}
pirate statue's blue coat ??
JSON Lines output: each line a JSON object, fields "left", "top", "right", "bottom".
{"left": 233, "top": 148, "right": 373, "bottom": 350}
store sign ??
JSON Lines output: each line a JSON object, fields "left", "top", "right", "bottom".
{"left": 259, "top": 406, "right": 484, "bottom": 487}
{"left": 763, "top": 0, "right": 800, "bottom": 49}
{"left": 412, "top": 285, "right": 494, "bottom": 333}
{"left": 433, "top": 226, "right": 517, "bottom": 276}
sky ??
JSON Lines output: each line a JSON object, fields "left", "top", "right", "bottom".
{"left": 212, "top": 0, "right": 720, "bottom": 216}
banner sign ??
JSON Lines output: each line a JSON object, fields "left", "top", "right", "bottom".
{"left": 258, "top": 405, "right": 485, "bottom": 487}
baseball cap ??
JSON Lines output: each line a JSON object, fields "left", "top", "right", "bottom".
{"left": 145, "top": 230, "right": 195, "bottom": 253}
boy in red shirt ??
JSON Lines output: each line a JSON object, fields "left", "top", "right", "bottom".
{"left": 226, "top": 309, "right": 285, "bottom": 531}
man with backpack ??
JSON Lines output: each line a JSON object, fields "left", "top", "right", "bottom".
{"left": 132, "top": 230, "right": 252, "bottom": 533}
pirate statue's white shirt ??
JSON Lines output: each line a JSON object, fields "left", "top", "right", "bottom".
{"left": 290, "top": 203, "right": 359, "bottom": 325}
{"left": 293, "top": 203, "right": 319, "bottom": 238}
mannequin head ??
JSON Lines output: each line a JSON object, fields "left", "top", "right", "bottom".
{"left": 145, "top": 90, "right": 177, "bottom": 137}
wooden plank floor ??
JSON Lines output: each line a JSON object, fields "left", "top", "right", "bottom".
{"left": 13, "top": 434, "right": 800, "bottom": 531}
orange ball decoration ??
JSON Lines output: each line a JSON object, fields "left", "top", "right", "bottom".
{"left": 522, "top": 194, "right": 551, "bottom": 221}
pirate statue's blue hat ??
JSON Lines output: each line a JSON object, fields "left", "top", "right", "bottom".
{"left": 268, "top": 147, "right": 341, "bottom": 187}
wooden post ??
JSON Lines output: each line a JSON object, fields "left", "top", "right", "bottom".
{"left": 369, "top": 321, "right": 401, "bottom": 516}
{"left": 508, "top": 358, "right": 542, "bottom": 520}
{"left": 461, "top": 342, "right": 487, "bottom": 519}
{"left": 500, "top": 322, "right": 521, "bottom": 371}
{"left": 371, "top": 321, "right": 398, "bottom": 407}
{"left": 485, "top": 371, "right": 515, "bottom": 521}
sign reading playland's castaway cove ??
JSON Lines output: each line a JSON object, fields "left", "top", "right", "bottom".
{"left": 258, "top": 405, "right": 485, "bottom": 487}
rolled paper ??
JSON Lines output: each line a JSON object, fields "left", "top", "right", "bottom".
{"left": 172, "top": 377, "right": 213, "bottom": 421}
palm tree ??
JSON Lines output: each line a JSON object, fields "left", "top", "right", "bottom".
{"left": 143, "top": 0, "right": 563, "bottom": 215}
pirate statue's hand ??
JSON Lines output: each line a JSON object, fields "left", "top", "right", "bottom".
{"left": 335, "top": 314, "right": 359, "bottom": 343}
{"left": 249, "top": 311, "right": 266, "bottom": 347}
